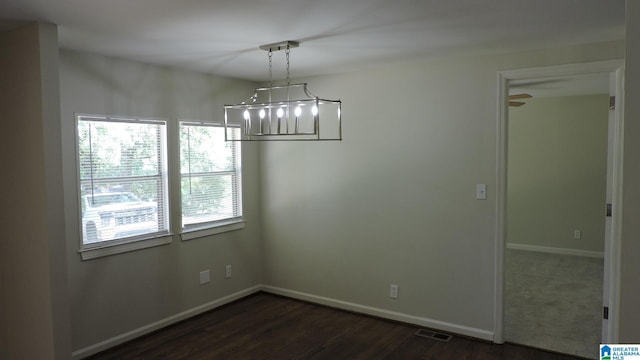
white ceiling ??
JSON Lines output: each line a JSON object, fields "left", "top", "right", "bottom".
{"left": 0, "top": 0, "right": 626, "bottom": 82}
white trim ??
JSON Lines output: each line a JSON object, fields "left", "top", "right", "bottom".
{"left": 180, "top": 220, "right": 245, "bottom": 241}
{"left": 495, "top": 59, "right": 624, "bottom": 345}
{"left": 607, "top": 64, "right": 624, "bottom": 343}
{"left": 506, "top": 243, "right": 604, "bottom": 258}
{"left": 494, "top": 70, "right": 509, "bottom": 344}
{"left": 498, "top": 60, "right": 624, "bottom": 82}
{"left": 71, "top": 285, "right": 261, "bottom": 360}
{"left": 79, "top": 234, "right": 173, "bottom": 260}
{"left": 261, "top": 285, "right": 494, "bottom": 341}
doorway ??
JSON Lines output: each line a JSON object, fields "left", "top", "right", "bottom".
{"left": 506, "top": 76, "right": 609, "bottom": 357}
{"left": 494, "top": 60, "right": 624, "bottom": 353}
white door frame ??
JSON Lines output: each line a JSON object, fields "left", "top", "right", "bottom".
{"left": 494, "top": 59, "right": 625, "bottom": 344}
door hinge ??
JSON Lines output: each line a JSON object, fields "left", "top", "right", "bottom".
{"left": 607, "top": 203, "right": 612, "bottom": 217}
{"left": 610, "top": 96, "right": 616, "bottom": 110}
{"left": 604, "top": 306, "right": 609, "bottom": 320}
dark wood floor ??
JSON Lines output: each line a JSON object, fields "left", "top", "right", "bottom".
{"left": 87, "top": 292, "right": 584, "bottom": 360}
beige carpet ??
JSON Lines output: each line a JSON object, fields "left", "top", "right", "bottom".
{"left": 504, "top": 249, "right": 603, "bottom": 359}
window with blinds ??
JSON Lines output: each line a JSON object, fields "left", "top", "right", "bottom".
{"left": 179, "top": 121, "right": 242, "bottom": 230}
{"left": 76, "top": 115, "right": 169, "bottom": 247}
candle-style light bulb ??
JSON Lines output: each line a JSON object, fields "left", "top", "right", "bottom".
{"left": 294, "top": 106, "right": 302, "bottom": 133}
{"left": 258, "top": 109, "right": 266, "bottom": 134}
{"left": 276, "top": 108, "right": 284, "bottom": 134}
{"left": 243, "top": 110, "right": 251, "bottom": 135}
{"left": 311, "top": 105, "right": 319, "bottom": 135}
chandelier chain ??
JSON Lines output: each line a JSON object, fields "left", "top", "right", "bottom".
{"left": 268, "top": 49, "right": 273, "bottom": 88}
{"left": 285, "top": 45, "right": 291, "bottom": 85}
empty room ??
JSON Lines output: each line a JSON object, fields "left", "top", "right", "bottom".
{"left": 1, "top": 1, "right": 640, "bottom": 359}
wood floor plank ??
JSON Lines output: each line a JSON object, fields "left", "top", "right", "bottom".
{"left": 86, "top": 292, "right": 586, "bottom": 360}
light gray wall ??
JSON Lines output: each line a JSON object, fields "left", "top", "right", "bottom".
{"left": 620, "top": 0, "right": 640, "bottom": 341}
{"left": 59, "top": 50, "right": 263, "bottom": 352}
{"left": 260, "top": 41, "right": 624, "bottom": 337}
{"left": 507, "top": 95, "right": 609, "bottom": 253}
{"left": 0, "top": 23, "right": 71, "bottom": 359}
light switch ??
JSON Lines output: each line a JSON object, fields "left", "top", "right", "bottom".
{"left": 476, "top": 184, "right": 487, "bottom": 200}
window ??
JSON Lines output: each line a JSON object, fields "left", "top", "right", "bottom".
{"left": 76, "top": 115, "right": 170, "bottom": 257}
{"left": 179, "top": 121, "right": 242, "bottom": 237}
{"left": 74, "top": 115, "right": 244, "bottom": 258}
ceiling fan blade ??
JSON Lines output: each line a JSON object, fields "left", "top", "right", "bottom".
{"left": 509, "top": 101, "right": 526, "bottom": 107}
{"left": 508, "top": 94, "right": 532, "bottom": 100}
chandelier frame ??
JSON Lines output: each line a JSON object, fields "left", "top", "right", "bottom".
{"left": 224, "top": 41, "right": 342, "bottom": 142}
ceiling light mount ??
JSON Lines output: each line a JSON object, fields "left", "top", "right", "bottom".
{"left": 224, "top": 41, "right": 342, "bottom": 141}
{"left": 258, "top": 40, "right": 299, "bottom": 52}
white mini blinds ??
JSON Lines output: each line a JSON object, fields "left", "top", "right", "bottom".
{"left": 76, "top": 115, "right": 170, "bottom": 247}
{"left": 179, "top": 121, "right": 242, "bottom": 231}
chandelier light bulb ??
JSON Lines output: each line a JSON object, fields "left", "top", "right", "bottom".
{"left": 259, "top": 109, "right": 266, "bottom": 119}
{"left": 277, "top": 108, "right": 284, "bottom": 118}
{"left": 294, "top": 106, "right": 302, "bottom": 117}
{"left": 243, "top": 110, "right": 250, "bottom": 120}
{"left": 311, "top": 105, "right": 318, "bottom": 116}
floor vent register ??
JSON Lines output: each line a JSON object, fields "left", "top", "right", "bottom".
{"left": 414, "top": 329, "right": 453, "bottom": 342}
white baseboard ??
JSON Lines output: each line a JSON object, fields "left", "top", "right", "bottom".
{"left": 506, "top": 243, "right": 604, "bottom": 258}
{"left": 71, "top": 285, "right": 261, "bottom": 360}
{"left": 72, "top": 284, "right": 496, "bottom": 359}
{"left": 261, "top": 285, "right": 494, "bottom": 342}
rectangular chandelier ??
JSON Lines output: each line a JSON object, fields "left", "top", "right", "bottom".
{"left": 224, "top": 41, "right": 342, "bottom": 141}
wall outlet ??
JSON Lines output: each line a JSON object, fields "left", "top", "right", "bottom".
{"left": 199, "top": 270, "right": 211, "bottom": 285}
{"left": 225, "top": 264, "right": 232, "bottom": 279}
{"left": 574, "top": 229, "right": 582, "bottom": 239}
{"left": 390, "top": 284, "right": 399, "bottom": 299}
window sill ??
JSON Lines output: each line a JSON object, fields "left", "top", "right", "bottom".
{"left": 180, "top": 220, "right": 245, "bottom": 241}
{"left": 79, "top": 233, "right": 173, "bottom": 261}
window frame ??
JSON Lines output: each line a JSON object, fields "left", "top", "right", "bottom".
{"left": 75, "top": 114, "right": 173, "bottom": 260}
{"left": 178, "top": 120, "right": 244, "bottom": 241}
